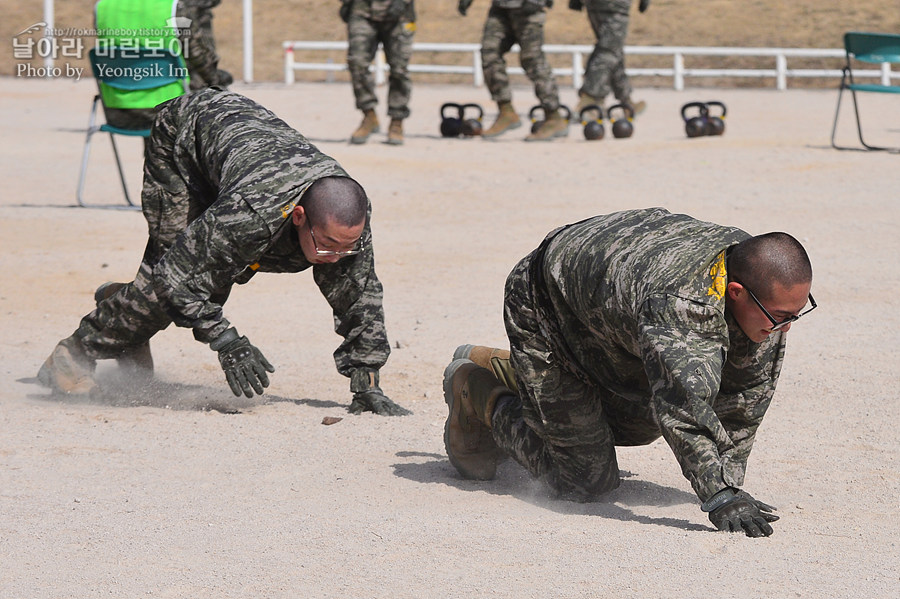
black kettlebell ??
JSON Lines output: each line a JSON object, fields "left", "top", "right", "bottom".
{"left": 529, "top": 105, "right": 545, "bottom": 134}
{"left": 681, "top": 102, "right": 709, "bottom": 138}
{"left": 608, "top": 103, "right": 634, "bottom": 139}
{"left": 705, "top": 101, "right": 726, "bottom": 136}
{"left": 579, "top": 104, "right": 605, "bottom": 140}
{"left": 460, "top": 102, "right": 484, "bottom": 137}
{"left": 440, "top": 102, "right": 464, "bottom": 138}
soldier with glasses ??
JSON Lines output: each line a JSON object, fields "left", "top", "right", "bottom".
{"left": 38, "top": 89, "right": 410, "bottom": 417}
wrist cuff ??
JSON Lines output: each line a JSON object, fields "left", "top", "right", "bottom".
{"left": 209, "top": 327, "right": 240, "bottom": 351}
{"left": 701, "top": 487, "right": 737, "bottom": 512}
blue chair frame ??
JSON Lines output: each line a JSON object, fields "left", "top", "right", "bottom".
{"left": 830, "top": 32, "right": 900, "bottom": 152}
{"left": 77, "top": 47, "right": 188, "bottom": 208}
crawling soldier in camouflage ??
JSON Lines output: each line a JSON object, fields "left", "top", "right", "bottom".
{"left": 459, "top": 0, "right": 568, "bottom": 141}
{"left": 444, "top": 208, "right": 816, "bottom": 536}
{"left": 38, "top": 88, "right": 410, "bottom": 416}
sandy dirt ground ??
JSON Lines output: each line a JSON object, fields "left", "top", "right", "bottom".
{"left": 1, "top": 76, "right": 899, "bottom": 598}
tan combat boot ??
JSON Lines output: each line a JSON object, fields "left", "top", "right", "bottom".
{"left": 350, "top": 109, "right": 380, "bottom": 144}
{"left": 386, "top": 118, "right": 404, "bottom": 145}
{"left": 453, "top": 344, "right": 517, "bottom": 394}
{"left": 443, "top": 358, "right": 512, "bottom": 480}
{"left": 37, "top": 335, "right": 97, "bottom": 395}
{"left": 621, "top": 98, "right": 647, "bottom": 116}
{"left": 576, "top": 92, "right": 603, "bottom": 115}
{"left": 94, "top": 282, "right": 154, "bottom": 377}
{"left": 482, "top": 101, "right": 521, "bottom": 138}
{"left": 525, "top": 109, "right": 569, "bottom": 142}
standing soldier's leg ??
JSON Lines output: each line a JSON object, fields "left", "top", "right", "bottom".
{"left": 514, "top": 8, "right": 567, "bottom": 142}
{"left": 581, "top": 6, "right": 644, "bottom": 115}
{"left": 383, "top": 12, "right": 415, "bottom": 145}
{"left": 347, "top": 13, "right": 381, "bottom": 144}
{"left": 480, "top": 8, "right": 521, "bottom": 138}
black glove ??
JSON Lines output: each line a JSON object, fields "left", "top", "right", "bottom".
{"left": 339, "top": 0, "right": 352, "bottom": 23}
{"left": 349, "top": 388, "right": 412, "bottom": 416}
{"left": 211, "top": 328, "right": 275, "bottom": 398}
{"left": 703, "top": 488, "right": 780, "bottom": 537}
{"left": 639, "top": 0, "right": 650, "bottom": 13}
{"left": 568, "top": 0, "right": 583, "bottom": 11}
{"left": 458, "top": 0, "right": 473, "bottom": 17}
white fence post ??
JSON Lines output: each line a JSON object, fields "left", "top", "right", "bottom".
{"left": 473, "top": 49, "right": 483, "bottom": 87}
{"left": 375, "top": 49, "right": 386, "bottom": 85}
{"left": 674, "top": 52, "right": 684, "bottom": 91}
{"left": 572, "top": 51, "right": 583, "bottom": 90}
{"left": 776, "top": 53, "right": 787, "bottom": 91}
{"left": 284, "top": 43, "right": 294, "bottom": 85}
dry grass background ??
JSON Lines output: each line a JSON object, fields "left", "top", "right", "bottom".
{"left": 3, "top": 0, "right": 899, "bottom": 86}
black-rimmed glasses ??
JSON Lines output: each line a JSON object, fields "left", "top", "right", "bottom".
{"left": 741, "top": 284, "right": 817, "bottom": 331}
{"left": 308, "top": 223, "right": 362, "bottom": 257}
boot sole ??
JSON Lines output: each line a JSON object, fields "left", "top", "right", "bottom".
{"left": 452, "top": 344, "right": 475, "bottom": 361}
{"left": 482, "top": 120, "right": 522, "bottom": 139}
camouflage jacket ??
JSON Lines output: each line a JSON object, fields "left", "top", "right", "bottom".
{"left": 532, "top": 208, "right": 786, "bottom": 501}
{"left": 150, "top": 90, "right": 390, "bottom": 379}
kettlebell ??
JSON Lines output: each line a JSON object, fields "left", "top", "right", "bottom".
{"left": 579, "top": 104, "right": 605, "bottom": 140}
{"left": 529, "top": 105, "right": 545, "bottom": 134}
{"left": 440, "top": 102, "right": 464, "bottom": 138}
{"left": 460, "top": 102, "right": 484, "bottom": 137}
{"left": 608, "top": 103, "right": 635, "bottom": 139}
{"left": 681, "top": 102, "right": 709, "bottom": 138}
{"left": 704, "top": 101, "right": 727, "bottom": 136}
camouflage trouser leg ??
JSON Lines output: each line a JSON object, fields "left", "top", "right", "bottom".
{"left": 480, "top": 8, "right": 518, "bottom": 105}
{"left": 382, "top": 20, "right": 414, "bottom": 120}
{"left": 481, "top": 7, "right": 559, "bottom": 111}
{"left": 493, "top": 255, "right": 621, "bottom": 501}
{"left": 76, "top": 98, "right": 226, "bottom": 358}
{"left": 179, "top": 1, "right": 223, "bottom": 89}
{"left": 580, "top": 9, "right": 632, "bottom": 102}
{"left": 347, "top": 16, "right": 383, "bottom": 113}
{"left": 512, "top": 8, "right": 559, "bottom": 112}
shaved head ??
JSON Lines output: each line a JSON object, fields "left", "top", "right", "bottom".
{"left": 729, "top": 232, "right": 812, "bottom": 300}
{"left": 301, "top": 176, "right": 368, "bottom": 227}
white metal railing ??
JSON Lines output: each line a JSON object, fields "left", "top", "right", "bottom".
{"left": 283, "top": 40, "right": 898, "bottom": 91}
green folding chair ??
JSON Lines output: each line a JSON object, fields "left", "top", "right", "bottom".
{"left": 830, "top": 32, "right": 900, "bottom": 152}
{"left": 77, "top": 47, "right": 188, "bottom": 208}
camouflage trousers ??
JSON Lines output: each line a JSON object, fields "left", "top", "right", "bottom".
{"left": 493, "top": 252, "right": 656, "bottom": 501}
{"left": 481, "top": 6, "right": 560, "bottom": 112}
{"left": 347, "top": 14, "right": 415, "bottom": 120}
{"left": 579, "top": 6, "right": 632, "bottom": 102}
{"left": 75, "top": 96, "right": 230, "bottom": 359}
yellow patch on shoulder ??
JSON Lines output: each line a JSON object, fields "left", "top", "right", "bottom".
{"left": 707, "top": 250, "right": 727, "bottom": 300}
{"left": 281, "top": 201, "right": 296, "bottom": 219}
{"left": 405, "top": 22, "right": 416, "bottom": 33}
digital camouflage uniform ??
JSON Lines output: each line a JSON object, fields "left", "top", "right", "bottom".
{"left": 346, "top": 0, "right": 416, "bottom": 120}
{"left": 495, "top": 208, "right": 787, "bottom": 503}
{"left": 579, "top": 0, "right": 634, "bottom": 103}
{"left": 73, "top": 89, "right": 390, "bottom": 392}
{"left": 481, "top": 0, "right": 560, "bottom": 112}
{"left": 179, "top": 0, "right": 232, "bottom": 90}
